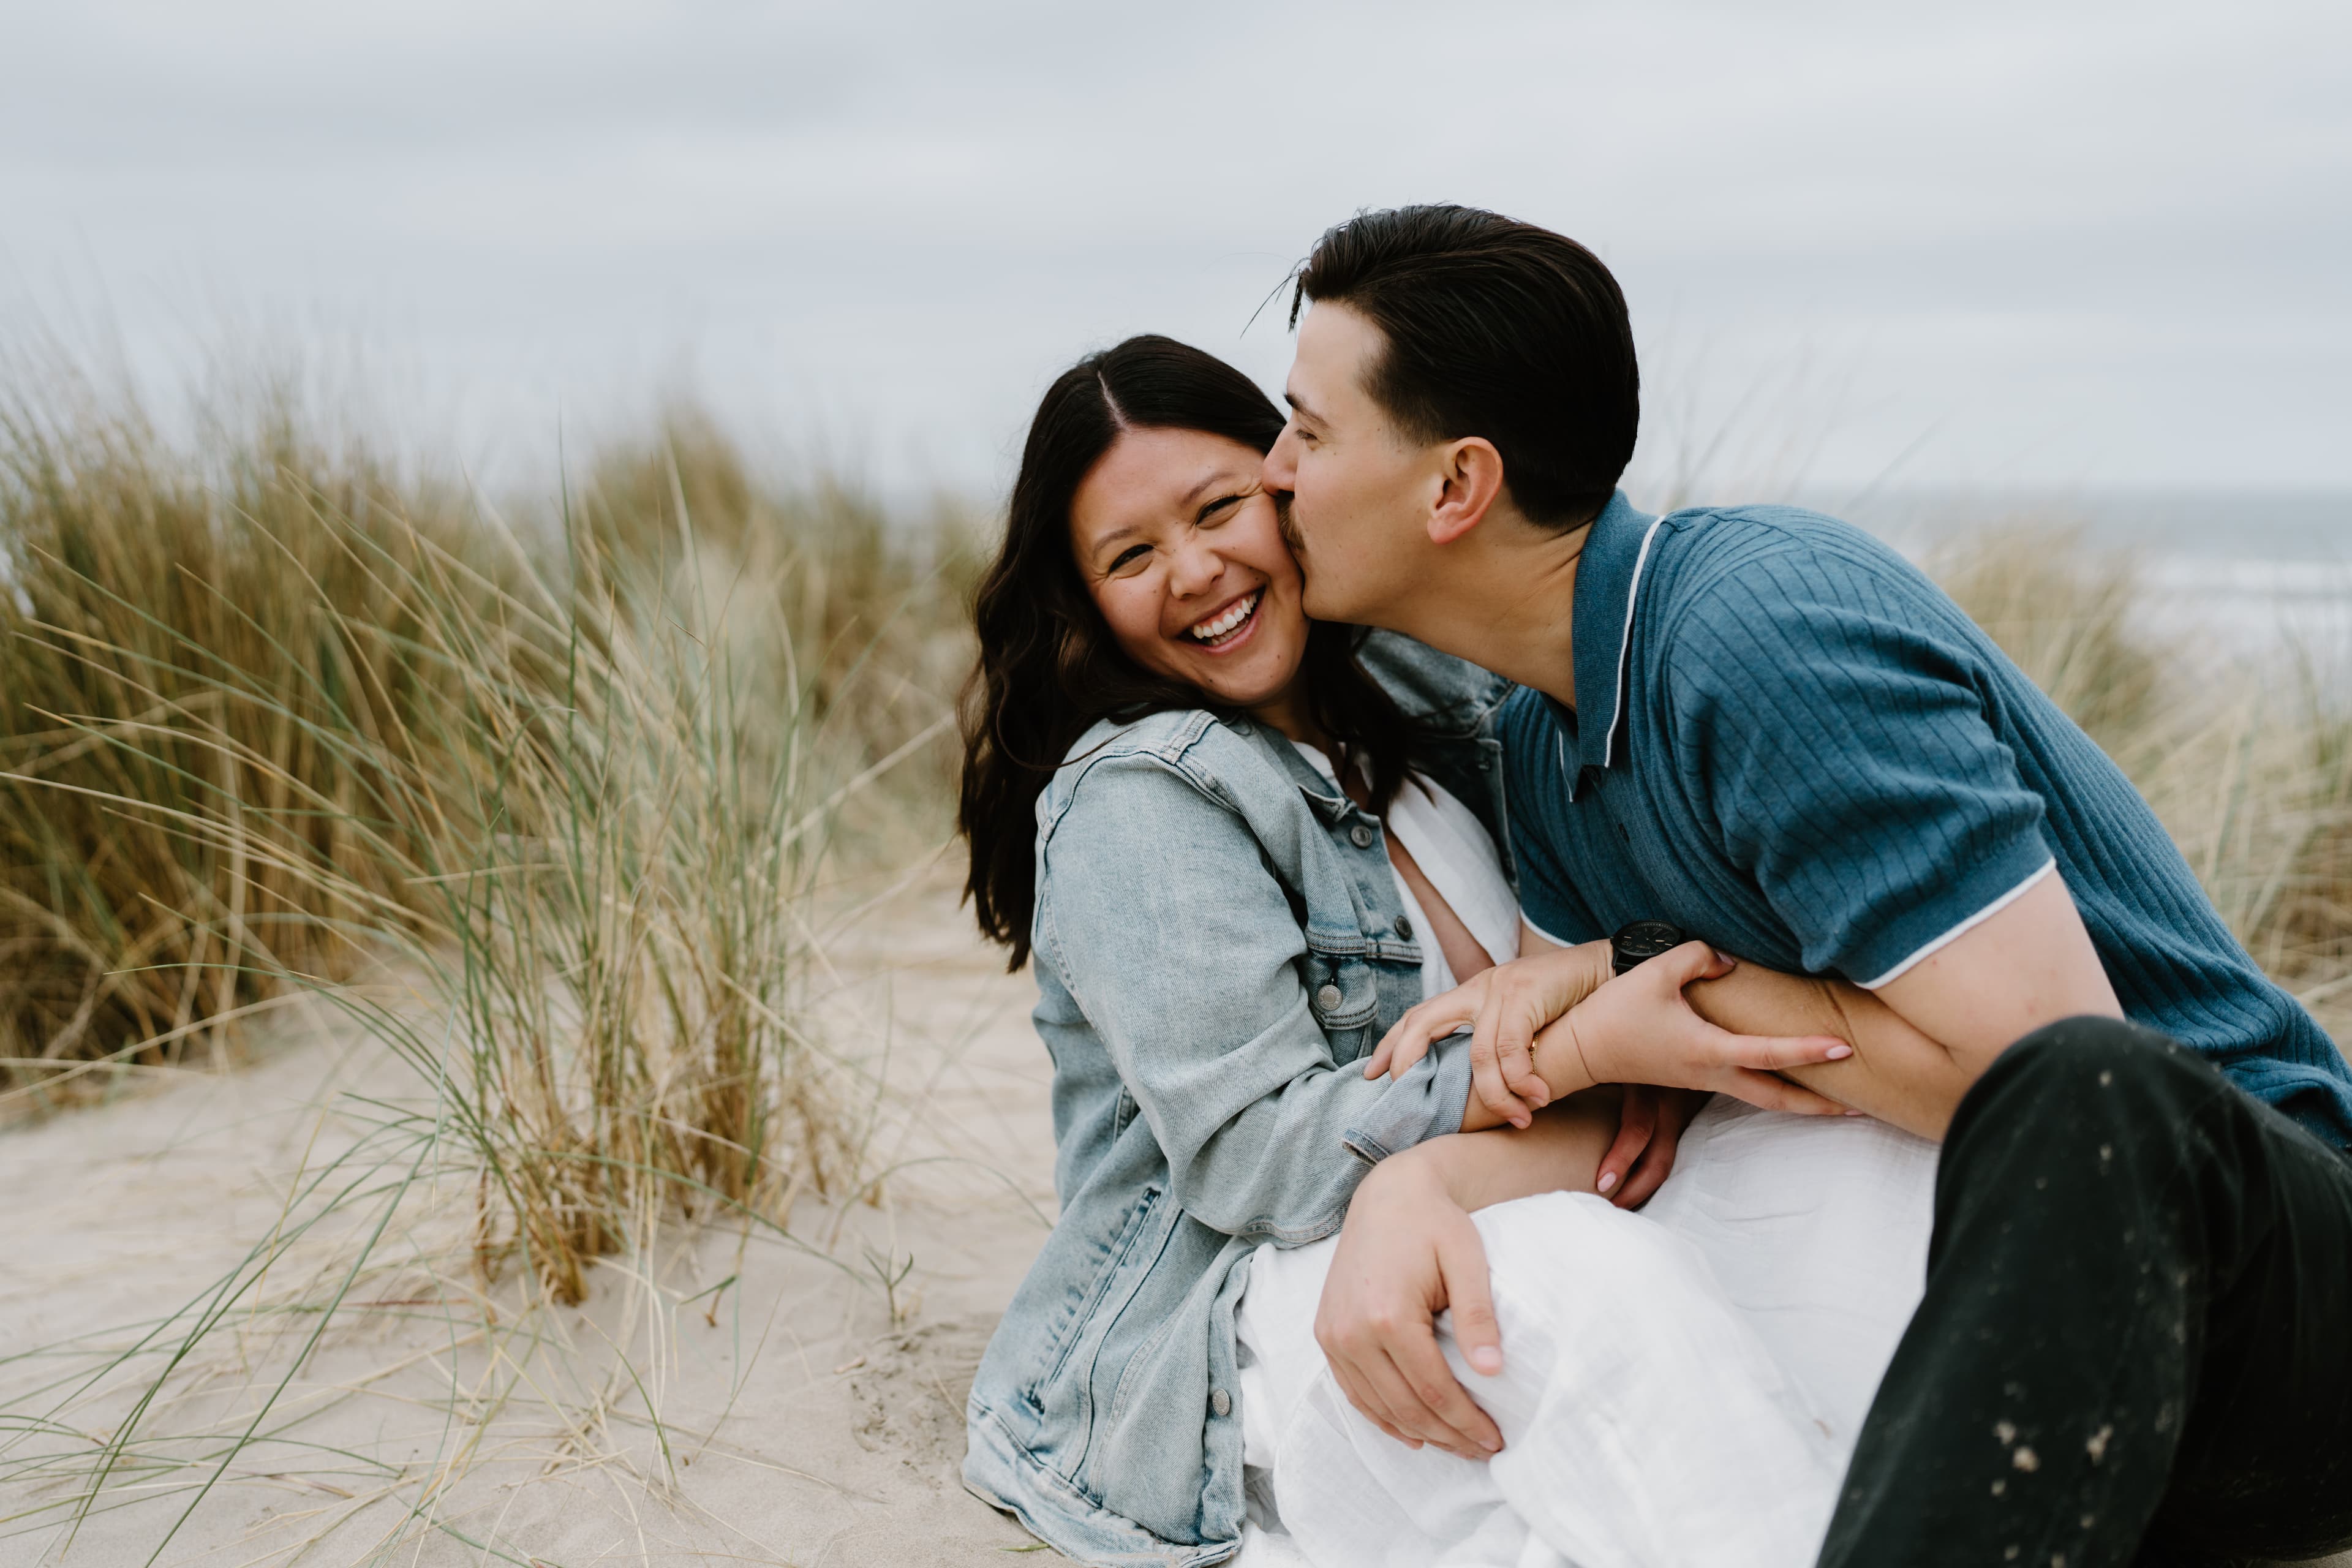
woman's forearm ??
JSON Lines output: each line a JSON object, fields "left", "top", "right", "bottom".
{"left": 1412, "top": 927, "right": 1960, "bottom": 1140}
{"left": 1681, "top": 964, "right": 1970, "bottom": 1140}
{"left": 1393, "top": 1088, "right": 1618, "bottom": 1211}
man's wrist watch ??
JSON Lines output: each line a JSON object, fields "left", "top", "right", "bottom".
{"left": 1610, "top": 920, "right": 1686, "bottom": 977}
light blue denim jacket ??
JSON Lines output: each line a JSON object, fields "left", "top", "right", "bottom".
{"left": 962, "top": 635, "right": 1515, "bottom": 1567}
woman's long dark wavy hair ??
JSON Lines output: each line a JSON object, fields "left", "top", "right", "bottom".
{"left": 960, "top": 334, "right": 1420, "bottom": 970}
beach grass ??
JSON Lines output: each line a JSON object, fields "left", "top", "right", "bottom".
{"left": 2, "top": 364, "right": 2346, "bottom": 1563}
{"left": 0, "top": 368, "right": 982, "bottom": 1562}
{"left": 1932, "top": 532, "right": 2352, "bottom": 1035}
{"left": 0, "top": 370, "right": 975, "bottom": 1278}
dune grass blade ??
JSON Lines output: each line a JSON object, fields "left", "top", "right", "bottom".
{"left": 1, "top": 374, "right": 974, "bottom": 1559}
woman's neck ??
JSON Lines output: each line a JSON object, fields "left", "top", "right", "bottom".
{"left": 1246, "top": 678, "right": 1326, "bottom": 753}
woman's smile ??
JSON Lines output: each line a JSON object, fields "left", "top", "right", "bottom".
{"left": 1183, "top": 588, "right": 1263, "bottom": 650}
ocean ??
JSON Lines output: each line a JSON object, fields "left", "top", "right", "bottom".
{"left": 1813, "top": 488, "right": 2352, "bottom": 662}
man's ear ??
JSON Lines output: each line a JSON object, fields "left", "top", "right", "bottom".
{"left": 1426, "top": 438, "right": 1506, "bottom": 548}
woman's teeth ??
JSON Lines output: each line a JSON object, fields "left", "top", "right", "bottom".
{"left": 1188, "top": 592, "right": 1261, "bottom": 646}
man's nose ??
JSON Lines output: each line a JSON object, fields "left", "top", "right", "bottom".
{"left": 1262, "top": 426, "right": 1298, "bottom": 491}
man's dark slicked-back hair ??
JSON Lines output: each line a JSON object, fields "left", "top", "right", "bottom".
{"left": 1291, "top": 205, "right": 1638, "bottom": 529}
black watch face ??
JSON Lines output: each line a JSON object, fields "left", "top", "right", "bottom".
{"left": 1611, "top": 919, "right": 1686, "bottom": 971}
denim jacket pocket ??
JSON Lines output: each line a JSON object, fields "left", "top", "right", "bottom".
{"left": 1027, "top": 1183, "right": 1170, "bottom": 1415}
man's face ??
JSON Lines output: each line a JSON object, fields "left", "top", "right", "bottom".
{"left": 1262, "top": 301, "right": 1437, "bottom": 627}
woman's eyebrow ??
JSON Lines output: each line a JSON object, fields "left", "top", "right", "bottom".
{"left": 1178, "top": 468, "right": 1245, "bottom": 510}
{"left": 1087, "top": 469, "right": 1250, "bottom": 561}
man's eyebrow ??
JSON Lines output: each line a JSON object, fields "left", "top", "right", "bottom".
{"left": 1283, "top": 389, "right": 1319, "bottom": 422}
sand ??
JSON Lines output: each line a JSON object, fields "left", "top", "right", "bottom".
{"left": 9, "top": 883, "right": 2342, "bottom": 1568}
{"left": 1, "top": 878, "right": 1071, "bottom": 1567}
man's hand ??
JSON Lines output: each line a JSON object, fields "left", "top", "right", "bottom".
{"left": 1314, "top": 1149, "right": 1505, "bottom": 1459}
{"left": 1594, "top": 1085, "right": 1709, "bottom": 1207}
{"left": 1374, "top": 941, "right": 1852, "bottom": 1125}
{"left": 1367, "top": 941, "right": 1615, "bottom": 1127}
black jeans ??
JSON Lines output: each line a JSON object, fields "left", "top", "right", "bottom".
{"left": 1819, "top": 1017, "right": 2352, "bottom": 1568}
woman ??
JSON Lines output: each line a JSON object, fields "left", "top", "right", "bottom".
{"left": 957, "top": 335, "right": 1940, "bottom": 1568}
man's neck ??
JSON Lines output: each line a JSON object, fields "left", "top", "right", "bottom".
{"left": 1379, "top": 519, "right": 1591, "bottom": 710}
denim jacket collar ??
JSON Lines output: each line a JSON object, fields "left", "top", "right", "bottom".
{"left": 1267, "top": 734, "right": 1355, "bottom": 824}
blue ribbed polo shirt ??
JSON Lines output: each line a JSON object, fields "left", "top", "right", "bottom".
{"left": 1502, "top": 492, "right": 2352, "bottom": 1147}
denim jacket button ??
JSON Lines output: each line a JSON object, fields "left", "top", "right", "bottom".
{"left": 1349, "top": 824, "right": 1374, "bottom": 848}
{"left": 1395, "top": 914, "right": 1415, "bottom": 940}
{"left": 1210, "top": 1388, "right": 1232, "bottom": 1417}
{"left": 1315, "top": 984, "right": 1343, "bottom": 1012}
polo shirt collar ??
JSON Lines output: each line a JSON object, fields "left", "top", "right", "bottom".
{"left": 1561, "top": 490, "right": 1664, "bottom": 791}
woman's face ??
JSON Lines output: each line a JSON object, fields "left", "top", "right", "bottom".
{"left": 1070, "top": 426, "right": 1311, "bottom": 717}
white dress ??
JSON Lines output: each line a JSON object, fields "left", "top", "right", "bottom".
{"left": 1233, "top": 750, "right": 1939, "bottom": 1568}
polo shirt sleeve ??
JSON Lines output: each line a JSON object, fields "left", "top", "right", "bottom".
{"left": 1498, "top": 693, "right": 1610, "bottom": 948}
{"left": 1661, "top": 554, "right": 2056, "bottom": 987}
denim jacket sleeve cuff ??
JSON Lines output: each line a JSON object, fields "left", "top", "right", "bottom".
{"left": 1340, "top": 1033, "right": 1473, "bottom": 1165}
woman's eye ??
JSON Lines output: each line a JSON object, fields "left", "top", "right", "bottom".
{"left": 1109, "top": 545, "right": 1150, "bottom": 572}
{"left": 1197, "top": 495, "right": 1242, "bottom": 526}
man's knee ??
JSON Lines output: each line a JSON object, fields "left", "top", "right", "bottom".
{"left": 1942, "top": 1015, "right": 2231, "bottom": 1188}
{"left": 1921, "top": 1019, "right": 2233, "bottom": 1305}
{"left": 1981, "top": 1015, "right": 2217, "bottom": 1116}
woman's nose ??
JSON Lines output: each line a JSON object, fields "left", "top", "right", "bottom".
{"left": 1164, "top": 532, "right": 1222, "bottom": 597}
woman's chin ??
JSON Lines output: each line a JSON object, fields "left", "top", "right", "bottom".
{"left": 1151, "top": 608, "right": 1309, "bottom": 714}
{"left": 1191, "top": 650, "right": 1305, "bottom": 714}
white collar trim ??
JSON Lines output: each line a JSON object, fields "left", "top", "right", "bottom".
{"left": 1600, "top": 516, "right": 1666, "bottom": 771}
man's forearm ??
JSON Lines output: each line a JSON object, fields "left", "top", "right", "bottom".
{"left": 1701, "top": 874, "right": 2124, "bottom": 1140}
{"left": 1684, "top": 965, "right": 1975, "bottom": 1140}
{"left": 1398, "top": 1090, "right": 1617, "bottom": 1210}
{"left": 1484, "top": 883, "right": 2123, "bottom": 1142}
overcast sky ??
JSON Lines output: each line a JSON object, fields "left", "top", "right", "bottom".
{"left": 6, "top": 0, "right": 2348, "bottom": 502}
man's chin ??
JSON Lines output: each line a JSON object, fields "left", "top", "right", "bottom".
{"left": 1297, "top": 581, "right": 1348, "bottom": 625}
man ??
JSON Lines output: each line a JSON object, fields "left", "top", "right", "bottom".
{"left": 1260, "top": 203, "right": 2352, "bottom": 1566}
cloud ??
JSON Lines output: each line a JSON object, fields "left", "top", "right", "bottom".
{"left": 4, "top": 0, "right": 2348, "bottom": 491}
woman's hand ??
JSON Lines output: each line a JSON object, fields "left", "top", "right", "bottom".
{"left": 1313, "top": 1150, "right": 1506, "bottom": 1460}
{"left": 1537, "top": 941, "right": 1854, "bottom": 1117}
{"left": 1366, "top": 941, "right": 1616, "bottom": 1128}
{"left": 1593, "top": 1084, "right": 1711, "bottom": 1207}
{"left": 1316, "top": 1095, "right": 1620, "bottom": 1456}
{"left": 1373, "top": 940, "right": 1857, "bottom": 1125}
